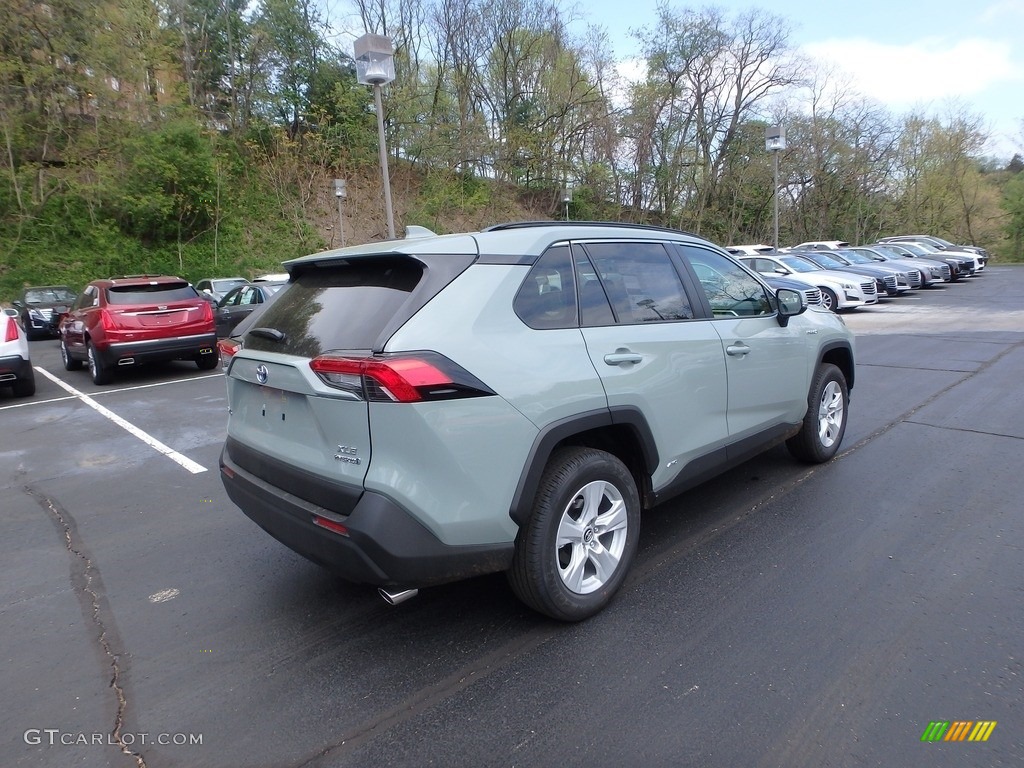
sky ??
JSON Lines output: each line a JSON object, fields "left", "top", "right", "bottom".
{"left": 574, "top": 0, "right": 1024, "bottom": 159}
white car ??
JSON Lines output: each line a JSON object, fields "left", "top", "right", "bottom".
{"left": 1, "top": 308, "right": 36, "bottom": 397}
{"left": 736, "top": 253, "right": 879, "bottom": 311}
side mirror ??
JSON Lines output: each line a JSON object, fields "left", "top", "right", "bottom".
{"left": 776, "top": 288, "right": 806, "bottom": 327}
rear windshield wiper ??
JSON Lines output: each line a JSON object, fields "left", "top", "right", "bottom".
{"left": 248, "top": 327, "right": 286, "bottom": 343}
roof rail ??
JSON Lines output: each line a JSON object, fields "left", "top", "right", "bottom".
{"left": 482, "top": 220, "right": 699, "bottom": 238}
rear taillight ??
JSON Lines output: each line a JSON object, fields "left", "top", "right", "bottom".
{"left": 4, "top": 317, "right": 18, "bottom": 342}
{"left": 218, "top": 338, "right": 240, "bottom": 371}
{"left": 309, "top": 352, "right": 494, "bottom": 403}
{"left": 199, "top": 301, "right": 213, "bottom": 323}
{"left": 99, "top": 309, "right": 116, "bottom": 331}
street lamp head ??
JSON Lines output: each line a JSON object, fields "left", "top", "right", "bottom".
{"left": 561, "top": 187, "right": 573, "bottom": 204}
{"left": 333, "top": 179, "right": 347, "bottom": 199}
{"left": 765, "top": 125, "right": 786, "bottom": 152}
{"left": 354, "top": 33, "right": 395, "bottom": 86}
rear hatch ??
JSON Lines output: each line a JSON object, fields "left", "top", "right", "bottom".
{"left": 105, "top": 281, "right": 213, "bottom": 337}
{"left": 223, "top": 252, "right": 478, "bottom": 514}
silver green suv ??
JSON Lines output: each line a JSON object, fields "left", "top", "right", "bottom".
{"left": 220, "top": 222, "right": 855, "bottom": 621}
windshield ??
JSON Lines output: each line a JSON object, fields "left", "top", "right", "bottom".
{"left": 26, "top": 287, "right": 76, "bottom": 303}
{"left": 779, "top": 256, "right": 819, "bottom": 273}
{"left": 213, "top": 278, "right": 248, "bottom": 292}
{"left": 836, "top": 250, "right": 875, "bottom": 264}
{"left": 805, "top": 253, "right": 848, "bottom": 269}
{"left": 107, "top": 282, "right": 198, "bottom": 304}
{"left": 872, "top": 246, "right": 905, "bottom": 259}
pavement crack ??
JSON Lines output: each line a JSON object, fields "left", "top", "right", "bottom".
{"left": 904, "top": 420, "right": 1024, "bottom": 441}
{"left": 25, "top": 485, "right": 146, "bottom": 768}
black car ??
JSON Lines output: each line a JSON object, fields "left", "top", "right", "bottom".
{"left": 214, "top": 282, "right": 286, "bottom": 338}
{"left": 12, "top": 285, "right": 77, "bottom": 340}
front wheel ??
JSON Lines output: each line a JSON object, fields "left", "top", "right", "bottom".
{"left": 787, "top": 363, "right": 849, "bottom": 463}
{"left": 819, "top": 287, "right": 837, "bottom": 311}
{"left": 508, "top": 447, "right": 640, "bottom": 621}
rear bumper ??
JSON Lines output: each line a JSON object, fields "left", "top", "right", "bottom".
{"left": 98, "top": 332, "right": 217, "bottom": 366}
{"left": 219, "top": 446, "right": 513, "bottom": 588}
{"left": 0, "top": 354, "right": 32, "bottom": 382}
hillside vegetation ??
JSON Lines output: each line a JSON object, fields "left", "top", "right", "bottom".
{"left": 2, "top": 0, "right": 1022, "bottom": 301}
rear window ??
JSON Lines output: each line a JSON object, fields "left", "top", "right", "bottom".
{"left": 243, "top": 257, "right": 423, "bottom": 356}
{"left": 106, "top": 282, "right": 198, "bottom": 304}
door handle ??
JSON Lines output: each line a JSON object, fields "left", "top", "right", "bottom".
{"left": 603, "top": 350, "right": 643, "bottom": 366}
{"left": 726, "top": 342, "right": 751, "bottom": 357}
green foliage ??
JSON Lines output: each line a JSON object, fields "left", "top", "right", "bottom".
{"left": 414, "top": 172, "right": 492, "bottom": 224}
{"left": 1001, "top": 173, "right": 1024, "bottom": 262}
{"left": 98, "top": 121, "right": 217, "bottom": 244}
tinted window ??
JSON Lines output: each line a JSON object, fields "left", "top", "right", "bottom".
{"left": 682, "top": 247, "right": 773, "bottom": 317}
{"left": 583, "top": 242, "right": 693, "bottom": 323}
{"left": 26, "top": 287, "right": 76, "bottom": 303}
{"left": 106, "top": 282, "right": 198, "bottom": 304}
{"left": 514, "top": 246, "right": 577, "bottom": 329}
{"left": 244, "top": 257, "right": 423, "bottom": 356}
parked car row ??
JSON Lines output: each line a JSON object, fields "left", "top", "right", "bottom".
{"left": 5, "top": 271, "right": 293, "bottom": 389}
{"left": 728, "top": 234, "right": 985, "bottom": 312}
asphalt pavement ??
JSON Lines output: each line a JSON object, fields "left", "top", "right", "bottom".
{"left": 2, "top": 266, "right": 1022, "bottom": 767}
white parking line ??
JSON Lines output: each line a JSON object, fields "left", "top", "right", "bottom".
{"left": 34, "top": 367, "right": 208, "bottom": 474}
{"left": 0, "top": 371, "right": 223, "bottom": 411}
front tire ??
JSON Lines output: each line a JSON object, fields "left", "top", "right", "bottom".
{"left": 87, "top": 341, "right": 112, "bottom": 385}
{"left": 508, "top": 447, "right": 640, "bottom": 621}
{"left": 61, "top": 337, "right": 83, "bottom": 370}
{"left": 819, "top": 287, "right": 837, "bottom": 311}
{"left": 787, "top": 363, "right": 849, "bottom": 463}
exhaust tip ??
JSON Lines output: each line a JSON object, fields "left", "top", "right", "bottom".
{"left": 378, "top": 587, "right": 418, "bottom": 606}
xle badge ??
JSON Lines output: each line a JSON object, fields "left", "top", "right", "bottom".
{"left": 334, "top": 445, "right": 361, "bottom": 465}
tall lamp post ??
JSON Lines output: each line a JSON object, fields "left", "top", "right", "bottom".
{"left": 354, "top": 33, "right": 396, "bottom": 240}
{"left": 765, "top": 125, "right": 785, "bottom": 251}
{"left": 561, "top": 187, "right": 572, "bottom": 221}
{"left": 333, "top": 178, "right": 347, "bottom": 248}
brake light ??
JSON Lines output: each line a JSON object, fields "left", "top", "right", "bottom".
{"left": 309, "top": 352, "right": 494, "bottom": 402}
{"left": 218, "top": 337, "right": 240, "bottom": 359}
{"left": 99, "top": 309, "right": 117, "bottom": 331}
{"left": 312, "top": 515, "right": 349, "bottom": 536}
{"left": 4, "top": 317, "right": 18, "bottom": 342}
{"left": 199, "top": 301, "right": 213, "bottom": 323}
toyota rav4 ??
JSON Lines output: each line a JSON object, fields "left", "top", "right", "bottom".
{"left": 220, "top": 222, "right": 855, "bottom": 621}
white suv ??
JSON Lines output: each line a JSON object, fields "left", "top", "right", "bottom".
{"left": 220, "top": 223, "right": 856, "bottom": 620}
{"left": 1, "top": 308, "right": 36, "bottom": 397}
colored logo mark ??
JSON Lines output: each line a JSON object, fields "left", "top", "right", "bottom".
{"left": 921, "top": 721, "right": 997, "bottom": 742}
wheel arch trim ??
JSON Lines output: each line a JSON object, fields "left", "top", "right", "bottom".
{"left": 509, "top": 407, "right": 659, "bottom": 527}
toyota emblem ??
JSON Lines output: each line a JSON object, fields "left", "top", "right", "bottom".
{"left": 255, "top": 364, "right": 269, "bottom": 384}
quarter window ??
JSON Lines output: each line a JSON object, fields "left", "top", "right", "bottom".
{"left": 514, "top": 246, "right": 577, "bottom": 329}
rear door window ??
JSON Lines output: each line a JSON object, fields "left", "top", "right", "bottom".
{"left": 580, "top": 242, "right": 694, "bottom": 324}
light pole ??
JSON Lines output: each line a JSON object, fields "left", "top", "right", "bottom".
{"left": 765, "top": 125, "right": 786, "bottom": 251}
{"left": 561, "top": 187, "right": 572, "bottom": 221}
{"left": 354, "top": 33, "right": 396, "bottom": 240}
{"left": 333, "top": 178, "right": 347, "bottom": 248}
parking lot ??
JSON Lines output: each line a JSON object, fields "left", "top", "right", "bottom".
{"left": 3, "top": 267, "right": 1023, "bottom": 767}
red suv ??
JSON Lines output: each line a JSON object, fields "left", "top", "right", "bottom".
{"left": 58, "top": 275, "right": 218, "bottom": 384}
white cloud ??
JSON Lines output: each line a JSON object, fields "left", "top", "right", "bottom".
{"left": 802, "top": 37, "right": 1023, "bottom": 106}
{"left": 980, "top": 0, "right": 1024, "bottom": 24}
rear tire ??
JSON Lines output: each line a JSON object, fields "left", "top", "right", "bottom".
{"left": 787, "top": 363, "right": 848, "bottom": 463}
{"left": 195, "top": 352, "right": 220, "bottom": 370}
{"left": 12, "top": 368, "right": 36, "bottom": 397}
{"left": 87, "top": 341, "right": 112, "bottom": 385}
{"left": 508, "top": 447, "right": 640, "bottom": 621}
